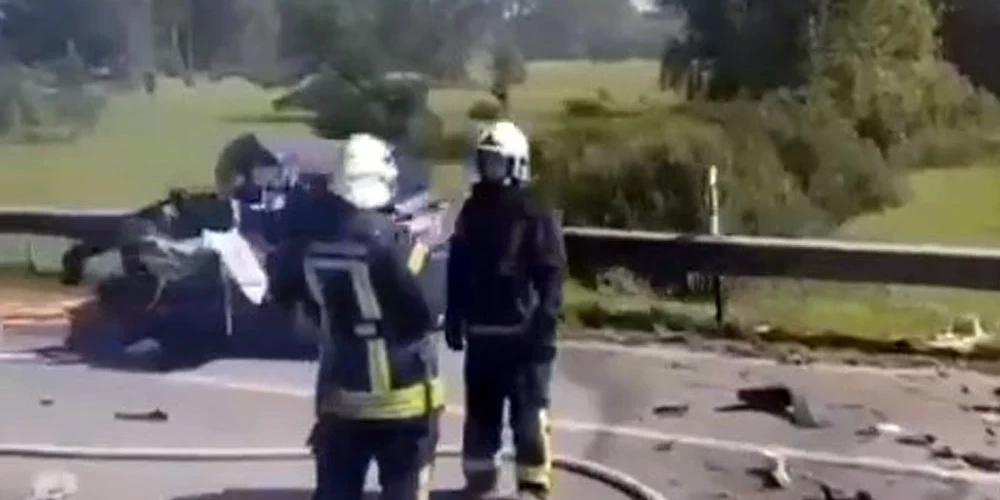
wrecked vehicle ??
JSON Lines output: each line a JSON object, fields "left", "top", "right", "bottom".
{"left": 58, "top": 132, "right": 456, "bottom": 370}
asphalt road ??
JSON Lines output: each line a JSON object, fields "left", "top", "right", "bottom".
{"left": 3, "top": 332, "right": 1000, "bottom": 499}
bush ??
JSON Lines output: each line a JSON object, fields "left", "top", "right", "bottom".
{"left": 533, "top": 93, "right": 903, "bottom": 237}
{"left": 561, "top": 97, "right": 643, "bottom": 119}
{"left": 889, "top": 127, "right": 1000, "bottom": 169}
{"left": 467, "top": 99, "right": 503, "bottom": 121}
{"left": 561, "top": 98, "right": 611, "bottom": 118}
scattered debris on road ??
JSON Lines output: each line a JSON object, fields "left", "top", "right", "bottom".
{"left": 761, "top": 452, "right": 791, "bottom": 489}
{"left": 961, "top": 384, "right": 971, "bottom": 395}
{"left": 38, "top": 398, "right": 53, "bottom": 407}
{"left": 982, "top": 414, "right": 1000, "bottom": 426}
{"left": 857, "top": 422, "right": 906, "bottom": 442}
{"left": 895, "top": 433, "right": 936, "bottom": 447}
{"left": 113, "top": 409, "right": 168, "bottom": 423}
{"left": 735, "top": 385, "right": 791, "bottom": 415}
{"left": 930, "top": 445, "right": 958, "bottom": 460}
{"left": 28, "top": 470, "right": 77, "bottom": 500}
{"left": 874, "top": 422, "right": 904, "bottom": 435}
{"left": 789, "top": 390, "right": 830, "bottom": 428}
{"left": 653, "top": 440, "right": 675, "bottom": 452}
{"left": 665, "top": 360, "right": 693, "bottom": 371}
{"left": 728, "top": 385, "right": 830, "bottom": 428}
{"left": 652, "top": 402, "right": 690, "bottom": 418}
{"left": 962, "top": 403, "right": 1000, "bottom": 414}
{"left": 960, "top": 452, "right": 1000, "bottom": 472}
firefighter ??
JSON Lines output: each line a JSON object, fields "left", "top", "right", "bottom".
{"left": 269, "top": 133, "right": 444, "bottom": 500}
{"left": 445, "top": 120, "right": 567, "bottom": 500}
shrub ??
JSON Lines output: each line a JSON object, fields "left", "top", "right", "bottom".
{"left": 534, "top": 93, "right": 903, "bottom": 237}
{"left": 466, "top": 99, "right": 503, "bottom": 121}
{"left": 888, "top": 127, "right": 1000, "bottom": 169}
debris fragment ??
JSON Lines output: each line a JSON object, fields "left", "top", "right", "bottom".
{"left": 895, "top": 433, "right": 936, "bottom": 447}
{"left": 39, "top": 399, "right": 53, "bottom": 407}
{"left": 654, "top": 441, "right": 675, "bottom": 452}
{"left": 113, "top": 409, "right": 168, "bottom": 422}
{"left": 730, "top": 385, "right": 830, "bottom": 427}
{"left": 28, "top": 470, "right": 78, "bottom": 500}
{"left": 874, "top": 422, "right": 904, "bottom": 435}
{"left": 858, "top": 422, "right": 904, "bottom": 438}
{"left": 856, "top": 426, "right": 879, "bottom": 438}
{"left": 962, "top": 404, "right": 1000, "bottom": 414}
{"left": 760, "top": 452, "right": 791, "bottom": 489}
{"left": 789, "top": 390, "right": 830, "bottom": 429}
{"left": 930, "top": 314, "right": 992, "bottom": 353}
{"left": 665, "top": 361, "right": 693, "bottom": 371}
{"left": 652, "top": 403, "right": 690, "bottom": 418}
{"left": 737, "top": 386, "right": 792, "bottom": 414}
{"left": 960, "top": 452, "right": 1000, "bottom": 472}
{"left": 776, "top": 351, "right": 813, "bottom": 366}
{"left": 930, "top": 445, "right": 958, "bottom": 460}
{"left": 961, "top": 385, "right": 971, "bottom": 395}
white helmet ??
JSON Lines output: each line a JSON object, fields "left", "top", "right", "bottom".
{"left": 472, "top": 120, "right": 530, "bottom": 185}
{"left": 333, "top": 133, "right": 399, "bottom": 210}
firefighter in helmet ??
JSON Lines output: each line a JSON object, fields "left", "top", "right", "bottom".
{"left": 445, "top": 120, "right": 567, "bottom": 499}
{"left": 270, "top": 133, "right": 443, "bottom": 500}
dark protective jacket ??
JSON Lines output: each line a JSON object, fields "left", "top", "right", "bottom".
{"left": 445, "top": 183, "right": 566, "bottom": 362}
{"left": 270, "top": 192, "right": 444, "bottom": 420}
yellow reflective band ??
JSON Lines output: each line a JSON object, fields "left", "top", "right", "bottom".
{"left": 407, "top": 242, "right": 429, "bottom": 274}
{"left": 516, "top": 465, "right": 551, "bottom": 490}
{"left": 516, "top": 409, "right": 553, "bottom": 491}
{"left": 320, "top": 377, "right": 445, "bottom": 420}
{"left": 366, "top": 338, "right": 391, "bottom": 393}
{"left": 418, "top": 464, "right": 434, "bottom": 500}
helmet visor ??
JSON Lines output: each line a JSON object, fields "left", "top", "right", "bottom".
{"left": 476, "top": 149, "right": 510, "bottom": 182}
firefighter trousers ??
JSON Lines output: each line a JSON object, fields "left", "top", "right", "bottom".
{"left": 461, "top": 357, "right": 554, "bottom": 495}
{"left": 311, "top": 410, "right": 440, "bottom": 500}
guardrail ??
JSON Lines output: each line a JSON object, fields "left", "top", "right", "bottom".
{"left": 2, "top": 207, "right": 1000, "bottom": 292}
{"left": 564, "top": 227, "right": 1000, "bottom": 291}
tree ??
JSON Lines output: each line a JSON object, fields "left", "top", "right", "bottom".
{"left": 658, "top": 0, "right": 818, "bottom": 99}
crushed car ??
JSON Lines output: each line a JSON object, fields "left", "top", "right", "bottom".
{"left": 58, "top": 132, "right": 456, "bottom": 371}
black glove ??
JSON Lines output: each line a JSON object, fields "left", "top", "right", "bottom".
{"left": 445, "top": 329, "right": 464, "bottom": 352}
{"left": 306, "top": 420, "right": 331, "bottom": 452}
{"left": 530, "top": 343, "right": 557, "bottom": 363}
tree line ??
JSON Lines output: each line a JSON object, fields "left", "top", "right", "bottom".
{"left": 0, "top": 0, "right": 667, "bottom": 86}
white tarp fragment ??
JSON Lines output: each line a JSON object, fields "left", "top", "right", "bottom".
{"left": 202, "top": 228, "right": 269, "bottom": 305}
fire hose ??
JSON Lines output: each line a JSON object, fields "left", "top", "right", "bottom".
{"left": 0, "top": 443, "right": 667, "bottom": 500}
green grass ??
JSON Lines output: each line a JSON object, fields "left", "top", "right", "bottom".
{"left": 431, "top": 59, "right": 667, "bottom": 134}
{"left": 0, "top": 60, "right": 663, "bottom": 208}
{"left": 721, "top": 164, "right": 1000, "bottom": 341}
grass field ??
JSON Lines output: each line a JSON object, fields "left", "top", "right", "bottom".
{"left": 0, "top": 60, "right": 663, "bottom": 208}
{"left": 724, "top": 165, "right": 1000, "bottom": 341}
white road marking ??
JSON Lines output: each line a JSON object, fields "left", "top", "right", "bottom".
{"left": 0, "top": 352, "right": 45, "bottom": 362}
{"left": 165, "top": 372, "right": 1000, "bottom": 485}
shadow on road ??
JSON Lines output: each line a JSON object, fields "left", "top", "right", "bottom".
{"left": 169, "top": 489, "right": 467, "bottom": 500}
